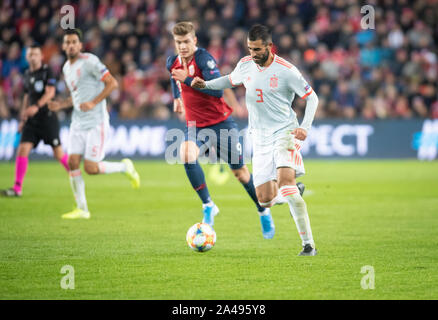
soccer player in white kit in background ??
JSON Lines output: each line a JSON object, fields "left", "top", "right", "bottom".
{"left": 192, "top": 25, "right": 318, "bottom": 256}
{"left": 48, "top": 29, "right": 140, "bottom": 219}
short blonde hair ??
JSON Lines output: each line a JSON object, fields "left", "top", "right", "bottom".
{"left": 172, "top": 21, "right": 196, "bottom": 37}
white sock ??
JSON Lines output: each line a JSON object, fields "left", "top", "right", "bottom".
{"left": 98, "top": 161, "right": 127, "bottom": 174}
{"left": 279, "top": 185, "right": 314, "bottom": 246}
{"left": 202, "top": 201, "right": 214, "bottom": 208}
{"left": 274, "top": 193, "right": 287, "bottom": 205}
{"left": 69, "top": 169, "right": 88, "bottom": 212}
{"left": 258, "top": 208, "right": 270, "bottom": 216}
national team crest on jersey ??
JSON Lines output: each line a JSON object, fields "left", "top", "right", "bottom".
{"left": 188, "top": 64, "right": 195, "bottom": 76}
{"left": 270, "top": 74, "right": 278, "bottom": 88}
{"left": 76, "top": 68, "right": 81, "bottom": 77}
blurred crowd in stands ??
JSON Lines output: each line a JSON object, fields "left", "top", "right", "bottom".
{"left": 1, "top": 0, "right": 438, "bottom": 122}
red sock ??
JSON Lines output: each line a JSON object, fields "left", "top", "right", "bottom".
{"left": 59, "top": 154, "right": 69, "bottom": 171}
{"left": 13, "top": 156, "right": 28, "bottom": 193}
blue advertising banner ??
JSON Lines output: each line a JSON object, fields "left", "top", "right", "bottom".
{"left": 0, "top": 118, "right": 437, "bottom": 161}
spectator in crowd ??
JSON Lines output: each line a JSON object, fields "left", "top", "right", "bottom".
{"left": 1, "top": 0, "right": 437, "bottom": 121}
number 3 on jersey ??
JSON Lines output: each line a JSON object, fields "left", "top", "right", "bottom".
{"left": 255, "top": 89, "right": 264, "bottom": 103}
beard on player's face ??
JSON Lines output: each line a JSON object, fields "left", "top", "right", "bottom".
{"left": 253, "top": 48, "right": 270, "bottom": 66}
{"left": 66, "top": 47, "right": 80, "bottom": 59}
{"left": 63, "top": 35, "right": 82, "bottom": 60}
{"left": 67, "top": 52, "right": 78, "bottom": 59}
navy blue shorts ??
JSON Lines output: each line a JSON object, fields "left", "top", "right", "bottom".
{"left": 184, "top": 117, "right": 244, "bottom": 170}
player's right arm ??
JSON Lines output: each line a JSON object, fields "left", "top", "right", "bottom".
{"left": 170, "top": 77, "right": 184, "bottom": 114}
{"left": 173, "top": 98, "right": 184, "bottom": 113}
{"left": 191, "top": 74, "right": 233, "bottom": 89}
{"left": 192, "top": 59, "right": 243, "bottom": 90}
{"left": 167, "top": 55, "right": 185, "bottom": 114}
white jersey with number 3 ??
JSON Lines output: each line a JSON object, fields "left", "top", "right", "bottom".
{"left": 228, "top": 54, "right": 313, "bottom": 136}
{"left": 63, "top": 52, "right": 110, "bottom": 130}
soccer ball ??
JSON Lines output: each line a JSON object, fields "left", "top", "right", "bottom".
{"left": 186, "top": 223, "right": 216, "bottom": 252}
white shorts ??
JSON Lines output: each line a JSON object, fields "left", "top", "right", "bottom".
{"left": 252, "top": 129, "right": 305, "bottom": 188}
{"left": 68, "top": 122, "right": 109, "bottom": 162}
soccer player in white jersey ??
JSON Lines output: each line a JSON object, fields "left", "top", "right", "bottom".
{"left": 192, "top": 25, "right": 318, "bottom": 256}
{"left": 48, "top": 29, "right": 140, "bottom": 219}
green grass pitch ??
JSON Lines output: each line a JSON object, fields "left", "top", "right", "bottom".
{"left": 0, "top": 160, "right": 437, "bottom": 300}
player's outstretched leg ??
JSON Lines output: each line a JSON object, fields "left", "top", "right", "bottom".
{"left": 181, "top": 140, "right": 218, "bottom": 226}
{"left": 121, "top": 159, "right": 140, "bottom": 189}
{"left": 184, "top": 161, "right": 218, "bottom": 226}
{"left": 279, "top": 185, "right": 317, "bottom": 256}
{"left": 94, "top": 159, "right": 140, "bottom": 189}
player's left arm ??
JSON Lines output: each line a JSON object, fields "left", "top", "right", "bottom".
{"left": 294, "top": 90, "right": 318, "bottom": 140}
{"left": 288, "top": 67, "right": 319, "bottom": 141}
{"left": 80, "top": 73, "right": 118, "bottom": 111}
{"left": 80, "top": 55, "right": 118, "bottom": 111}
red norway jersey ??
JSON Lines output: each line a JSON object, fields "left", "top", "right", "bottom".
{"left": 167, "top": 48, "right": 232, "bottom": 128}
